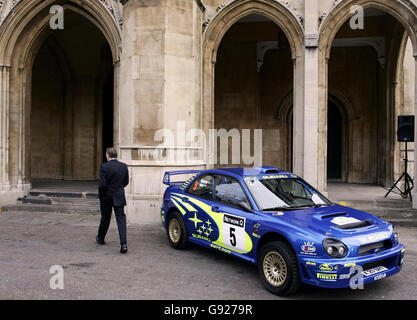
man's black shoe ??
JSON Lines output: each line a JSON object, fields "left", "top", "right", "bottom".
{"left": 96, "top": 236, "right": 105, "bottom": 245}
{"left": 120, "top": 244, "right": 128, "bottom": 254}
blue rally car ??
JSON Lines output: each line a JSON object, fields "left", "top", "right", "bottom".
{"left": 161, "top": 167, "right": 405, "bottom": 295}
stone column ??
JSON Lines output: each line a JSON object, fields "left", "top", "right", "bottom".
{"left": 292, "top": 55, "right": 304, "bottom": 175}
{"left": 0, "top": 64, "right": 11, "bottom": 192}
{"left": 113, "top": 59, "right": 120, "bottom": 152}
{"left": 16, "top": 66, "right": 25, "bottom": 188}
{"left": 118, "top": 0, "right": 204, "bottom": 223}
{"left": 298, "top": 0, "right": 321, "bottom": 190}
{"left": 412, "top": 55, "right": 417, "bottom": 209}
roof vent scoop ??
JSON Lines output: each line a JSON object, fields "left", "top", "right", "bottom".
{"left": 264, "top": 169, "right": 279, "bottom": 173}
{"left": 259, "top": 167, "right": 280, "bottom": 174}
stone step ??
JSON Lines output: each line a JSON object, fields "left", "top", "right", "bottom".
{"left": 1, "top": 203, "right": 100, "bottom": 215}
{"left": 337, "top": 197, "right": 412, "bottom": 209}
{"left": 17, "top": 194, "right": 99, "bottom": 205}
{"left": 2, "top": 190, "right": 101, "bottom": 215}
{"left": 48, "top": 197, "right": 99, "bottom": 206}
{"left": 338, "top": 204, "right": 417, "bottom": 227}
{"left": 17, "top": 194, "right": 52, "bottom": 205}
{"left": 356, "top": 207, "right": 416, "bottom": 218}
{"left": 29, "top": 190, "right": 98, "bottom": 199}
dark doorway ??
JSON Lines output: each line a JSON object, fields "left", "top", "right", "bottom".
{"left": 30, "top": 11, "right": 114, "bottom": 181}
{"left": 102, "top": 71, "right": 114, "bottom": 163}
{"left": 214, "top": 13, "right": 292, "bottom": 169}
{"left": 327, "top": 102, "right": 342, "bottom": 180}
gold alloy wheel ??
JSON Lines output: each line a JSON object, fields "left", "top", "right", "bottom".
{"left": 169, "top": 218, "right": 181, "bottom": 244}
{"left": 263, "top": 251, "right": 288, "bottom": 287}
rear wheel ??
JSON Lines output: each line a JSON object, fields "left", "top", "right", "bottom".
{"left": 167, "top": 211, "right": 188, "bottom": 249}
{"left": 258, "top": 241, "right": 300, "bottom": 296}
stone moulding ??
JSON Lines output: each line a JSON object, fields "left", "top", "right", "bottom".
{"left": 0, "top": 0, "right": 123, "bottom": 29}
{"left": 331, "top": 37, "right": 386, "bottom": 67}
{"left": 203, "top": 0, "right": 304, "bottom": 34}
{"left": 99, "top": 0, "right": 123, "bottom": 29}
{"left": 318, "top": 0, "right": 417, "bottom": 58}
{"left": 320, "top": 0, "right": 417, "bottom": 29}
{"left": 196, "top": 0, "right": 206, "bottom": 12}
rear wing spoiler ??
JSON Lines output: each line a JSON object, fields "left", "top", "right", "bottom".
{"left": 163, "top": 170, "right": 202, "bottom": 187}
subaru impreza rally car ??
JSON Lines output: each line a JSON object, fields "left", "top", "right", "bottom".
{"left": 161, "top": 167, "right": 405, "bottom": 296}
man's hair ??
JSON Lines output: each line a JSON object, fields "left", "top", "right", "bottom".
{"left": 106, "top": 147, "right": 117, "bottom": 159}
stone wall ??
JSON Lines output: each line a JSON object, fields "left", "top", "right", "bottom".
{"left": 2, "top": 0, "right": 417, "bottom": 215}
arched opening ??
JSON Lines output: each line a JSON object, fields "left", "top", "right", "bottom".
{"left": 202, "top": 0, "right": 304, "bottom": 174}
{"left": 318, "top": 1, "right": 417, "bottom": 206}
{"left": 327, "top": 7, "right": 406, "bottom": 186}
{"left": 213, "top": 13, "right": 294, "bottom": 170}
{"left": 0, "top": 0, "right": 121, "bottom": 202}
{"left": 394, "top": 37, "right": 415, "bottom": 183}
{"left": 29, "top": 10, "right": 114, "bottom": 182}
{"left": 278, "top": 92, "right": 350, "bottom": 178}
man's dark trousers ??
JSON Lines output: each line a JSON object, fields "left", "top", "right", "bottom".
{"left": 97, "top": 159, "right": 129, "bottom": 245}
{"left": 98, "top": 199, "right": 127, "bottom": 245}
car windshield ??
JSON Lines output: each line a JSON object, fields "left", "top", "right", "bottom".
{"left": 243, "top": 176, "right": 333, "bottom": 211}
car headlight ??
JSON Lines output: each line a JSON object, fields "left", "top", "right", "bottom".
{"left": 323, "top": 238, "right": 348, "bottom": 258}
{"left": 393, "top": 230, "right": 399, "bottom": 245}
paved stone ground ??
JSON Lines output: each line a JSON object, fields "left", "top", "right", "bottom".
{"left": 0, "top": 210, "right": 416, "bottom": 300}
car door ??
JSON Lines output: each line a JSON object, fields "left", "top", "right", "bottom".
{"left": 211, "top": 174, "right": 255, "bottom": 255}
{"left": 181, "top": 174, "right": 220, "bottom": 243}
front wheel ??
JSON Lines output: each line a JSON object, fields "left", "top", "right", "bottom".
{"left": 167, "top": 211, "right": 188, "bottom": 249}
{"left": 258, "top": 241, "right": 300, "bottom": 296}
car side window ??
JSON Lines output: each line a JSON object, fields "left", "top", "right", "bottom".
{"left": 213, "top": 174, "right": 251, "bottom": 210}
{"left": 186, "top": 174, "right": 214, "bottom": 200}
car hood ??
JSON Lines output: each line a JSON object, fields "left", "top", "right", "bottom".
{"left": 269, "top": 204, "right": 392, "bottom": 243}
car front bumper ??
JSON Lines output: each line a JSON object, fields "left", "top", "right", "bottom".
{"left": 298, "top": 243, "right": 405, "bottom": 289}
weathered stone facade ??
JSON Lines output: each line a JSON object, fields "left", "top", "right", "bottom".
{"left": 1, "top": 0, "right": 417, "bottom": 223}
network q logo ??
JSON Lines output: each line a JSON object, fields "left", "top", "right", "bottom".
{"left": 50, "top": 5, "right": 64, "bottom": 30}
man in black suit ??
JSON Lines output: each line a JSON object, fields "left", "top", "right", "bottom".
{"left": 96, "top": 148, "right": 129, "bottom": 253}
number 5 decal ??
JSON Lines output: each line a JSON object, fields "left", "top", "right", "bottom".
{"left": 223, "top": 214, "right": 246, "bottom": 252}
{"left": 230, "top": 228, "right": 236, "bottom": 247}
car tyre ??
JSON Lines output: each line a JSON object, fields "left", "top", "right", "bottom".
{"left": 258, "top": 241, "right": 300, "bottom": 296}
{"left": 167, "top": 211, "right": 188, "bottom": 249}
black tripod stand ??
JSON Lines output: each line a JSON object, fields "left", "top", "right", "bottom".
{"left": 385, "top": 141, "right": 414, "bottom": 200}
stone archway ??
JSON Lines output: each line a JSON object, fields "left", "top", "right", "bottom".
{"left": 202, "top": 0, "right": 304, "bottom": 170}
{"left": 394, "top": 33, "right": 416, "bottom": 185}
{"left": 275, "top": 91, "right": 294, "bottom": 172}
{"left": 275, "top": 88, "right": 355, "bottom": 180}
{"left": 327, "top": 88, "right": 355, "bottom": 183}
{"left": 317, "top": 0, "right": 417, "bottom": 201}
{"left": 0, "top": 0, "right": 121, "bottom": 200}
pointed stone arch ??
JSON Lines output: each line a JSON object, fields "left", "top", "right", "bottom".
{"left": 318, "top": 0, "right": 417, "bottom": 59}
{"left": 0, "top": 0, "right": 121, "bottom": 65}
{"left": 316, "top": 0, "right": 417, "bottom": 199}
{"left": 0, "top": 0, "right": 121, "bottom": 196}
{"left": 202, "top": 0, "right": 304, "bottom": 168}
